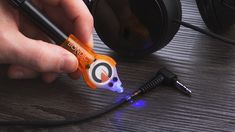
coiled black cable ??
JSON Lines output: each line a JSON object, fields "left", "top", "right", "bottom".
{"left": 139, "top": 75, "right": 164, "bottom": 94}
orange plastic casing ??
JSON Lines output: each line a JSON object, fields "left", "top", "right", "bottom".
{"left": 61, "top": 34, "right": 116, "bottom": 89}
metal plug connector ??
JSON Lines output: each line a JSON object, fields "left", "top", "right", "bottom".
{"left": 158, "top": 68, "right": 192, "bottom": 96}
{"left": 128, "top": 68, "right": 192, "bottom": 101}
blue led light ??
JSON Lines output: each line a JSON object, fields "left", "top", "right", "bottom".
{"left": 132, "top": 100, "right": 146, "bottom": 108}
{"left": 130, "top": 99, "right": 134, "bottom": 104}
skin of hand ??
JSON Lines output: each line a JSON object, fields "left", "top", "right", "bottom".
{"left": 0, "top": 0, "right": 94, "bottom": 83}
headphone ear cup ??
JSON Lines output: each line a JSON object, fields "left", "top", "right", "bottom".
{"left": 91, "top": 0, "right": 182, "bottom": 56}
{"left": 160, "top": 0, "right": 182, "bottom": 46}
{"left": 196, "top": 0, "right": 235, "bottom": 33}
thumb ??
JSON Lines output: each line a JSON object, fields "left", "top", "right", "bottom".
{"left": 8, "top": 32, "right": 78, "bottom": 73}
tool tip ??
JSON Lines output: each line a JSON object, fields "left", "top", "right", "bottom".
{"left": 115, "top": 85, "right": 124, "bottom": 93}
{"left": 107, "top": 83, "right": 124, "bottom": 93}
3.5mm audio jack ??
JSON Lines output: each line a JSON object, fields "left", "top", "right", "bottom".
{"left": 126, "top": 68, "right": 191, "bottom": 101}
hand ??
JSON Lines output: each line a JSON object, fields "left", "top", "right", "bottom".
{"left": 0, "top": 0, "right": 94, "bottom": 82}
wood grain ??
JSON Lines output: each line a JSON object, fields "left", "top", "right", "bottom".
{"left": 0, "top": 0, "right": 235, "bottom": 131}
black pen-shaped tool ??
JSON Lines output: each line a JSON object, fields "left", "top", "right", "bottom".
{"left": 9, "top": 0, "right": 124, "bottom": 93}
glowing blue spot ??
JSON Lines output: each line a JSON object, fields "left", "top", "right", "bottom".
{"left": 130, "top": 100, "right": 134, "bottom": 103}
{"left": 132, "top": 100, "right": 146, "bottom": 108}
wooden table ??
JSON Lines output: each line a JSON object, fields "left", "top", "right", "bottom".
{"left": 0, "top": 0, "right": 235, "bottom": 131}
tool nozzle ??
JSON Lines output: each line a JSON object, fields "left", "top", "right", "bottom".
{"left": 110, "top": 83, "right": 124, "bottom": 93}
{"left": 116, "top": 85, "right": 124, "bottom": 93}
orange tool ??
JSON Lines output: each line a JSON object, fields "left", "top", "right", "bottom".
{"left": 9, "top": 0, "right": 124, "bottom": 93}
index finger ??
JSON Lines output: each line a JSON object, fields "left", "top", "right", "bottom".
{"left": 38, "top": 0, "right": 94, "bottom": 46}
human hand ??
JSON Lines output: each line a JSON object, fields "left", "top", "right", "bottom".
{"left": 0, "top": 0, "right": 93, "bottom": 82}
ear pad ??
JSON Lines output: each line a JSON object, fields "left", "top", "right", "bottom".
{"left": 91, "top": 0, "right": 182, "bottom": 56}
{"left": 196, "top": 0, "right": 235, "bottom": 33}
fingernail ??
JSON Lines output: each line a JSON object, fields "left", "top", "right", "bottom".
{"left": 9, "top": 70, "right": 24, "bottom": 79}
{"left": 60, "top": 54, "right": 78, "bottom": 73}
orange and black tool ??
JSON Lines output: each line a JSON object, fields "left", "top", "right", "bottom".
{"left": 9, "top": 0, "right": 124, "bottom": 93}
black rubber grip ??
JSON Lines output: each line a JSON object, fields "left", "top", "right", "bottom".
{"left": 9, "top": 0, "right": 25, "bottom": 7}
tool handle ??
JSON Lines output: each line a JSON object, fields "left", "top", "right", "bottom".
{"left": 9, "top": 0, "right": 123, "bottom": 93}
{"left": 9, "top": 0, "right": 68, "bottom": 44}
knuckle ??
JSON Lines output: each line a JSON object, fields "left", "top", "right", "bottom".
{"left": 87, "top": 13, "right": 94, "bottom": 26}
{"left": 0, "top": 31, "right": 11, "bottom": 42}
{"left": 34, "top": 42, "right": 62, "bottom": 72}
{"left": 33, "top": 41, "right": 49, "bottom": 71}
{"left": 87, "top": 14, "right": 94, "bottom": 29}
{"left": 0, "top": 31, "right": 18, "bottom": 62}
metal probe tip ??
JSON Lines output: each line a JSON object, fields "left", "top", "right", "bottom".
{"left": 175, "top": 81, "right": 192, "bottom": 96}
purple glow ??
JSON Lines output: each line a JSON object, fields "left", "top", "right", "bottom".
{"left": 132, "top": 100, "right": 146, "bottom": 108}
{"left": 115, "top": 111, "right": 122, "bottom": 120}
{"left": 130, "top": 99, "right": 134, "bottom": 104}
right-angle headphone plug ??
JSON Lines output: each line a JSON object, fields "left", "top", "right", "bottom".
{"left": 126, "top": 68, "right": 192, "bottom": 101}
{"left": 158, "top": 68, "right": 192, "bottom": 96}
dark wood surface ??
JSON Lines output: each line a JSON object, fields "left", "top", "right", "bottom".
{"left": 1, "top": 0, "right": 235, "bottom": 131}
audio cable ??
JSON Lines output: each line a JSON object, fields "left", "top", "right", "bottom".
{"left": 2, "top": 0, "right": 194, "bottom": 127}
{"left": 174, "top": 20, "right": 235, "bottom": 45}
{"left": 0, "top": 68, "right": 191, "bottom": 127}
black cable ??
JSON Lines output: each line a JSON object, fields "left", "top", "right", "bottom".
{"left": 0, "top": 98, "right": 127, "bottom": 127}
{"left": 174, "top": 20, "right": 235, "bottom": 45}
{"left": 0, "top": 75, "right": 159, "bottom": 127}
{"left": 0, "top": 68, "right": 190, "bottom": 127}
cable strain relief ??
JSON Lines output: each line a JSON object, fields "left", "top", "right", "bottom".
{"left": 139, "top": 74, "right": 165, "bottom": 94}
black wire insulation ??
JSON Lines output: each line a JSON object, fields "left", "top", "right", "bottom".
{"left": 0, "top": 69, "right": 168, "bottom": 127}
{"left": 0, "top": 99, "right": 127, "bottom": 127}
{"left": 175, "top": 20, "right": 235, "bottom": 45}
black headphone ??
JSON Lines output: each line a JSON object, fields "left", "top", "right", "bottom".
{"left": 196, "top": 0, "right": 235, "bottom": 33}
{"left": 84, "top": 0, "right": 235, "bottom": 56}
